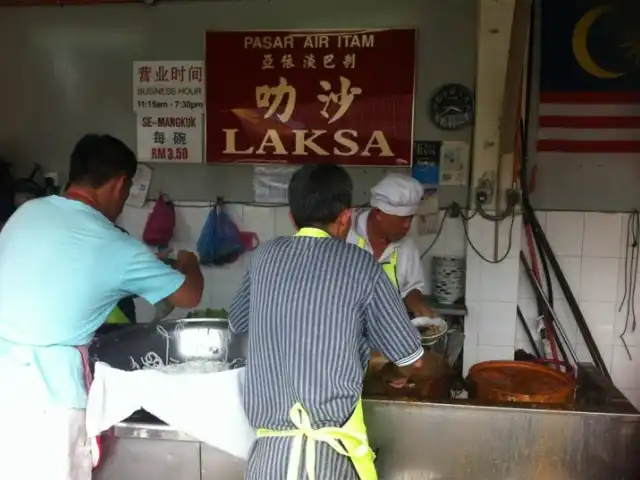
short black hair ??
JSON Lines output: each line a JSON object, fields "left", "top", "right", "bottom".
{"left": 68, "top": 134, "right": 137, "bottom": 188}
{"left": 288, "top": 164, "right": 353, "bottom": 229}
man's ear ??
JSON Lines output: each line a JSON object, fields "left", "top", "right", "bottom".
{"left": 288, "top": 211, "right": 298, "bottom": 231}
{"left": 336, "top": 208, "right": 353, "bottom": 237}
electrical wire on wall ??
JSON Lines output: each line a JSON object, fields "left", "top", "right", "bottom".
{"left": 618, "top": 210, "right": 639, "bottom": 360}
{"left": 461, "top": 211, "right": 516, "bottom": 264}
{"left": 419, "top": 210, "right": 448, "bottom": 259}
{"left": 417, "top": 203, "right": 517, "bottom": 263}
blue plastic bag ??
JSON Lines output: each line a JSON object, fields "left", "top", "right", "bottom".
{"left": 197, "top": 201, "right": 246, "bottom": 266}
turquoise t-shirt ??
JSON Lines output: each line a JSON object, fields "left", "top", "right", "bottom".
{"left": 0, "top": 196, "right": 185, "bottom": 408}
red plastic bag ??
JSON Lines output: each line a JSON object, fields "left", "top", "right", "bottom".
{"left": 142, "top": 194, "right": 175, "bottom": 247}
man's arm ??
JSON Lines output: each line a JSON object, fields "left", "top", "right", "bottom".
{"left": 119, "top": 238, "right": 203, "bottom": 309}
{"left": 228, "top": 268, "right": 250, "bottom": 334}
{"left": 398, "top": 238, "right": 436, "bottom": 318}
{"left": 364, "top": 268, "right": 424, "bottom": 370}
{"left": 403, "top": 289, "right": 436, "bottom": 318}
{"left": 166, "top": 251, "right": 204, "bottom": 308}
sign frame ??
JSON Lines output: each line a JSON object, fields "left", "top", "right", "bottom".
{"left": 204, "top": 28, "right": 418, "bottom": 167}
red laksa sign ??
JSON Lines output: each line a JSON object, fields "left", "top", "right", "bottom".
{"left": 204, "top": 29, "right": 416, "bottom": 166}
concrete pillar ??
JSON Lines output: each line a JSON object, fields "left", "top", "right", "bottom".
{"left": 463, "top": 0, "right": 530, "bottom": 375}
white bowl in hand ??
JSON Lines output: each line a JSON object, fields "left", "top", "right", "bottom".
{"left": 412, "top": 316, "right": 448, "bottom": 345}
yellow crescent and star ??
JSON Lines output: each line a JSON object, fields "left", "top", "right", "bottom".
{"left": 572, "top": 4, "right": 639, "bottom": 79}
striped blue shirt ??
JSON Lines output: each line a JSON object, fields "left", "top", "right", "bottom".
{"left": 229, "top": 237, "right": 423, "bottom": 480}
{"left": 229, "top": 234, "right": 422, "bottom": 478}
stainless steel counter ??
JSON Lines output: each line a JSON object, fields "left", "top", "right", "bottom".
{"left": 95, "top": 398, "right": 640, "bottom": 480}
{"left": 91, "top": 347, "right": 640, "bottom": 480}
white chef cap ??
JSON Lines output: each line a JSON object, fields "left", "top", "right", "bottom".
{"left": 370, "top": 174, "right": 424, "bottom": 216}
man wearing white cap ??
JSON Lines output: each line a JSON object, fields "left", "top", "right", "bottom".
{"left": 347, "top": 173, "right": 436, "bottom": 318}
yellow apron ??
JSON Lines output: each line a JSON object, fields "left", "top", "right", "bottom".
{"left": 105, "top": 306, "right": 130, "bottom": 325}
{"left": 254, "top": 227, "right": 377, "bottom": 480}
{"left": 356, "top": 236, "right": 398, "bottom": 289}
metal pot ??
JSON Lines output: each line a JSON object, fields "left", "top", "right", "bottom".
{"left": 89, "top": 318, "right": 247, "bottom": 371}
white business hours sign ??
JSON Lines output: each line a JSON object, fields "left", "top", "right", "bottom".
{"left": 133, "top": 61, "right": 204, "bottom": 112}
{"left": 137, "top": 114, "right": 203, "bottom": 164}
{"left": 133, "top": 61, "right": 205, "bottom": 164}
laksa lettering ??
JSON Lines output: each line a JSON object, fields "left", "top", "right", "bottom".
{"left": 223, "top": 76, "right": 393, "bottom": 157}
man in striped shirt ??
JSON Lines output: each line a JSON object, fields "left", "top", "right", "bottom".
{"left": 229, "top": 164, "right": 424, "bottom": 480}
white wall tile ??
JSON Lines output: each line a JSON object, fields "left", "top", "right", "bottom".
{"left": 462, "top": 341, "right": 477, "bottom": 377}
{"left": 553, "top": 300, "right": 579, "bottom": 349}
{"left": 545, "top": 212, "right": 584, "bottom": 256}
{"left": 515, "top": 210, "right": 640, "bottom": 397}
{"left": 499, "top": 214, "right": 522, "bottom": 259}
{"left": 225, "top": 204, "right": 244, "bottom": 226}
{"left": 582, "top": 213, "right": 622, "bottom": 258}
{"left": 477, "top": 302, "right": 517, "bottom": 347}
{"left": 274, "top": 206, "right": 295, "bottom": 236}
{"left": 550, "top": 256, "right": 582, "bottom": 300}
{"left": 517, "top": 248, "right": 544, "bottom": 300}
{"left": 465, "top": 215, "right": 495, "bottom": 257}
{"left": 464, "top": 250, "right": 483, "bottom": 302}
{"left": 443, "top": 217, "right": 466, "bottom": 256}
{"left": 242, "top": 205, "right": 276, "bottom": 242}
{"left": 578, "top": 301, "right": 616, "bottom": 351}
{"left": 477, "top": 345, "right": 514, "bottom": 363}
{"left": 515, "top": 297, "right": 539, "bottom": 344}
{"left": 614, "top": 256, "right": 640, "bottom": 347}
{"left": 614, "top": 307, "right": 640, "bottom": 348}
{"left": 462, "top": 302, "right": 481, "bottom": 375}
{"left": 173, "top": 206, "right": 208, "bottom": 246}
{"left": 579, "top": 257, "right": 619, "bottom": 302}
{"left": 575, "top": 343, "right": 613, "bottom": 371}
{"left": 517, "top": 268, "right": 535, "bottom": 300}
{"left": 619, "top": 212, "right": 637, "bottom": 258}
{"left": 611, "top": 346, "right": 638, "bottom": 389}
{"left": 120, "top": 202, "right": 471, "bottom": 323}
{"left": 620, "top": 389, "right": 640, "bottom": 411}
{"left": 117, "top": 204, "right": 153, "bottom": 238}
{"left": 480, "top": 257, "right": 519, "bottom": 302}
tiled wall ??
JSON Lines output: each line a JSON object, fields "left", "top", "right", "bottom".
{"left": 117, "top": 202, "right": 466, "bottom": 323}
{"left": 118, "top": 203, "right": 639, "bottom": 410}
{"left": 463, "top": 211, "right": 639, "bottom": 410}
{"left": 463, "top": 214, "right": 523, "bottom": 374}
{"left": 517, "top": 212, "right": 640, "bottom": 410}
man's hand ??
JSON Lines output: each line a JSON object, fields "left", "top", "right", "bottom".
{"left": 381, "top": 358, "right": 423, "bottom": 389}
{"left": 176, "top": 250, "right": 199, "bottom": 274}
{"left": 156, "top": 248, "right": 174, "bottom": 262}
{"left": 403, "top": 289, "right": 436, "bottom": 318}
{"left": 166, "top": 250, "right": 204, "bottom": 308}
{"left": 412, "top": 302, "right": 436, "bottom": 318}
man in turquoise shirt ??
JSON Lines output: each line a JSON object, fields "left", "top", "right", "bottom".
{"left": 0, "top": 134, "right": 204, "bottom": 480}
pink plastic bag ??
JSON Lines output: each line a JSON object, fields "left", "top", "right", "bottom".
{"left": 142, "top": 194, "right": 175, "bottom": 247}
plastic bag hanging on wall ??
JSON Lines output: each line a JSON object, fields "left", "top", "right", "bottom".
{"left": 197, "top": 198, "right": 259, "bottom": 266}
{"left": 142, "top": 193, "right": 175, "bottom": 247}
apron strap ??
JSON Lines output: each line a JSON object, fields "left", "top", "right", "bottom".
{"left": 256, "top": 402, "right": 375, "bottom": 480}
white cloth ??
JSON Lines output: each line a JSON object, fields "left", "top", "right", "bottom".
{"left": 0, "top": 359, "right": 92, "bottom": 480}
{"left": 86, "top": 362, "right": 256, "bottom": 459}
{"left": 370, "top": 174, "right": 424, "bottom": 216}
{"left": 346, "top": 209, "right": 427, "bottom": 298}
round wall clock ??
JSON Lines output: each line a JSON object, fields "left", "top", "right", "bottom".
{"left": 429, "top": 83, "right": 475, "bottom": 131}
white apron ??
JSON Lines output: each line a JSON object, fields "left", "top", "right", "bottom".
{"left": 0, "top": 344, "right": 96, "bottom": 480}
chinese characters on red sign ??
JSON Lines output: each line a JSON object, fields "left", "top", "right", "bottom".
{"left": 205, "top": 29, "right": 416, "bottom": 166}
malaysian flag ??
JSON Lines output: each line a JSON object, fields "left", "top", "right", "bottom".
{"left": 538, "top": 0, "right": 640, "bottom": 155}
